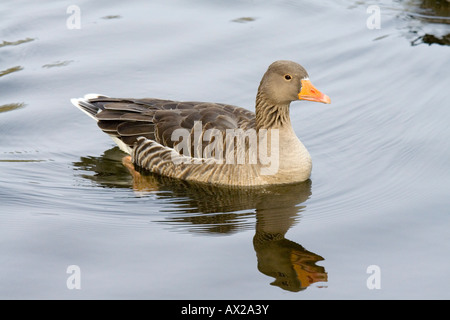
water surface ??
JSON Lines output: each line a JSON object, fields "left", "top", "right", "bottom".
{"left": 1, "top": 0, "right": 449, "bottom": 299}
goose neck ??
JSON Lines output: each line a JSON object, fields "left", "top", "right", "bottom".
{"left": 255, "top": 92, "right": 291, "bottom": 130}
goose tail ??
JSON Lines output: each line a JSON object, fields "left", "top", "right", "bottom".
{"left": 70, "top": 93, "right": 109, "bottom": 121}
{"left": 70, "top": 93, "right": 132, "bottom": 154}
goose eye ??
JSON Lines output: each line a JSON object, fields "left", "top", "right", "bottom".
{"left": 284, "top": 74, "right": 292, "bottom": 81}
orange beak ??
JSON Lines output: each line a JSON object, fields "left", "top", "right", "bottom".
{"left": 298, "top": 79, "right": 331, "bottom": 104}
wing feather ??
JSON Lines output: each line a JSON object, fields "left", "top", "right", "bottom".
{"left": 72, "top": 95, "right": 256, "bottom": 162}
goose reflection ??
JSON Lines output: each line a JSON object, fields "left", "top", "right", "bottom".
{"left": 253, "top": 196, "right": 327, "bottom": 291}
{"left": 73, "top": 147, "right": 327, "bottom": 291}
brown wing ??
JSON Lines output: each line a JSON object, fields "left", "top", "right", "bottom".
{"left": 86, "top": 97, "right": 256, "bottom": 154}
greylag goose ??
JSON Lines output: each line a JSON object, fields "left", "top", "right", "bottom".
{"left": 71, "top": 60, "right": 330, "bottom": 186}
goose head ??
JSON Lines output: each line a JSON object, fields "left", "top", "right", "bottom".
{"left": 255, "top": 60, "right": 330, "bottom": 129}
{"left": 257, "top": 60, "right": 331, "bottom": 105}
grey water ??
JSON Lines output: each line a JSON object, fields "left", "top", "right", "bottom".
{"left": 1, "top": 0, "right": 449, "bottom": 299}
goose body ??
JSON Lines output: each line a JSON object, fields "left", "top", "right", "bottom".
{"left": 71, "top": 61, "right": 330, "bottom": 186}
